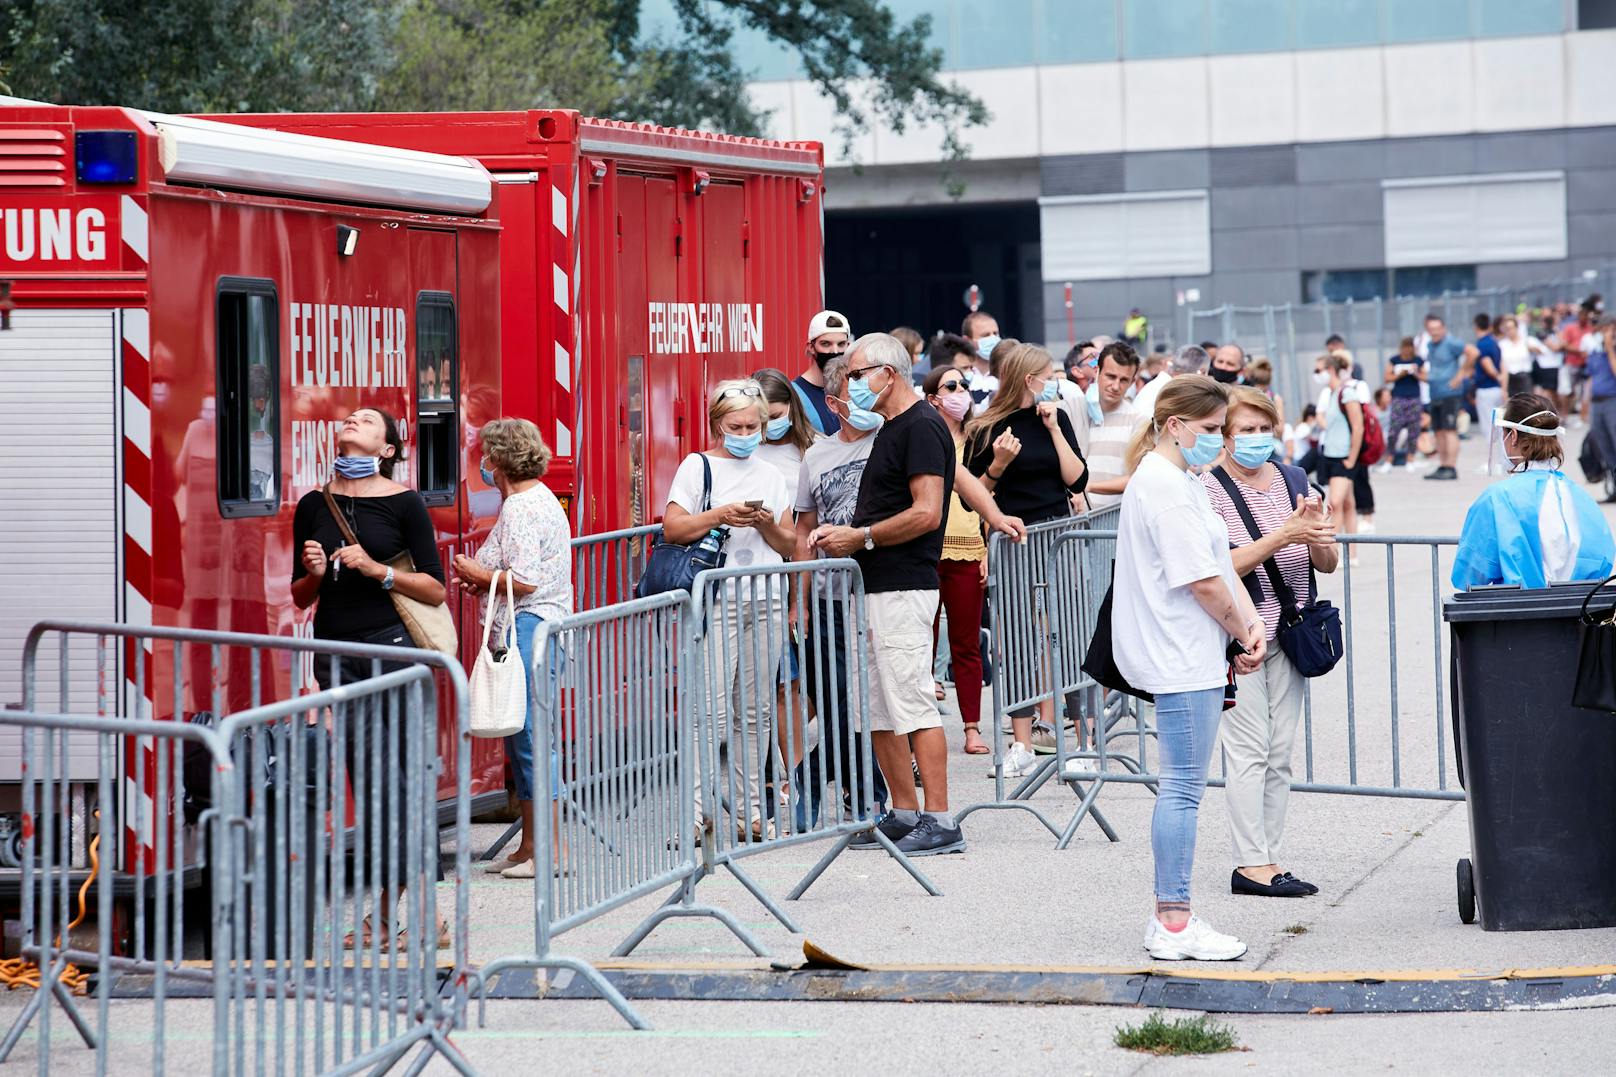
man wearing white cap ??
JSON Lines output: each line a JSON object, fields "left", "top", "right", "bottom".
{"left": 794, "top": 310, "right": 853, "bottom": 436}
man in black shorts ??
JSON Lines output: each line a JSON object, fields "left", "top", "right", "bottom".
{"left": 1420, "top": 315, "right": 1473, "bottom": 481}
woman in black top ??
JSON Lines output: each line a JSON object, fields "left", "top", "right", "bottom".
{"left": 963, "top": 343, "right": 1087, "bottom": 774}
{"left": 291, "top": 406, "right": 448, "bottom": 951}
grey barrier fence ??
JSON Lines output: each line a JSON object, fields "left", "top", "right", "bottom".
{"left": 0, "top": 665, "right": 470, "bottom": 1077}
{"left": 3, "top": 622, "right": 478, "bottom": 1076}
{"left": 474, "top": 559, "right": 938, "bottom": 1031}
{"left": 1049, "top": 532, "right": 1465, "bottom": 848}
{"left": 571, "top": 524, "right": 659, "bottom": 613}
{"left": 1186, "top": 263, "right": 1616, "bottom": 424}
{"left": 955, "top": 506, "right": 1133, "bottom": 838}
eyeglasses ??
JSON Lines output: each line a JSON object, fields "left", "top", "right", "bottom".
{"left": 936, "top": 379, "right": 965, "bottom": 393}
{"left": 716, "top": 385, "right": 763, "bottom": 400}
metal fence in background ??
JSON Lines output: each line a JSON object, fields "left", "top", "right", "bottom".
{"left": 1050, "top": 533, "right": 1465, "bottom": 848}
{"left": 1186, "top": 263, "right": 1616, "bottom": 423}
{"left": 956, "top": 505, "right": 1128, "bottom": 838}
{"left": 0, "top": 665, "right": 472, "bottom": 1076}
{"left": 571, "top": 525, "right": 659, "bottom": 612}
{"left": 3, "top": 623, "right": 478, "bottom": 1075}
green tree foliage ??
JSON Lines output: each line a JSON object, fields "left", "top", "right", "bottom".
{"left": 0, "top": 0, "right": 392, "bottom": 112}
{"left": 2, "top": 0, "right": 984, "bottom": 163}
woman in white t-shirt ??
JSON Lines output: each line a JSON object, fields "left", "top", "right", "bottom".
{"left": 1115, "top": 374, "right": 1265, "bottom": 963}
{"left": 661, "top": 380, "right": 795, "bottom": 839}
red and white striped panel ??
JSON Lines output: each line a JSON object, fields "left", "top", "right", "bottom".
{"left": 550, "top": 166, "right": 579, "bottom": 464}
{"left": 119, "top": 194, "right": 157, "bottom": 875}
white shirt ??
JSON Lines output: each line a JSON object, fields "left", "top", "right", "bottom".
{"left": 1112, "top": 453, "right": 1243, "bottom": 694}
{"left": 665, "top": 452, "right": 789, "bottom": 571}
{"left": 1057, "top": 380, "right": 1090, "bottom": 453}
{"left": 474, "top": 483, "right": 573, "bottom": 627}
{"left": 1083, "top": 398, "right": 1138, "bottom": 510}
{"left": 1131, "top": 372, "right": 1169, "bottom": 431}
{"left": 1498, "top": 334, "right": 1535, "bottom": 377}
{"left": 755, "top": 439, "right": 805, "bottom": 507}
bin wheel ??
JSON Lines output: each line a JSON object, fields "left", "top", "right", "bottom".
{"left": 1457, "top": 858, "right": 1476, "bottom": 925}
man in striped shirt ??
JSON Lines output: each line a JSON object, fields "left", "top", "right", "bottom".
{"left": 1082, "top": 342, "right": 1141, "bottom": 511}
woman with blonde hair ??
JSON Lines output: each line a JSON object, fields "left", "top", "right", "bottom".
{"left": 1115, "top": 374, "right": 1263, "bottom": 960}
{"left": 452, "top": 418, "right": 573, "bottom": 878}
{"left": 964, "top": 342, "right": 1087, "bottom": 774}
{"left": 1242, "top": 357, "right": 1284, "bottom": 421}
{"left": 659, "top": 379, "right": 796, "bottom": 839}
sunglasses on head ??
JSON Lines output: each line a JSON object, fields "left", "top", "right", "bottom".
{"left": 717, "top": 385, "right": 763, "bottom": 400}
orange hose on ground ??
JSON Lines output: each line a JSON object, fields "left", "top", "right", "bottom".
{"left": 0, "top": 817, "right": 101, "bottom": 996}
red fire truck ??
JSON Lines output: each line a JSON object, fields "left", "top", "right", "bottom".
{"left": 0, "top": 101, "right": 508, "bottom": 820}
{"left": 213, "top": 110, "right": 826, "bottom": 535}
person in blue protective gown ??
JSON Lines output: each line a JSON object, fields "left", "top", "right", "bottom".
{"left": 1452, "top": 394, "right": 1615, "bottom": 590}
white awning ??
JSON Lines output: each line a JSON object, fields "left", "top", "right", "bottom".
{"left": 147, "top": 112, "right": 492, "bottom": 216}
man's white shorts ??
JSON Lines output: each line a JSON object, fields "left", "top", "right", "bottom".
{"left": 865, "top": 589, "right": 942, "bottom": 736}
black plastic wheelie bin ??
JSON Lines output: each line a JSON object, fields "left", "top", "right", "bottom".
{"left": 1444, "top": 581, "right": 1616, "bottom": 931}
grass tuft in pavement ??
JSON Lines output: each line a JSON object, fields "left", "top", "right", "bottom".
{"left": 1283, "top": 923, "right": 1309, "bottom": 935}
{"left": 1114, "top": 1011, "right": 1240, "bottom": 1055}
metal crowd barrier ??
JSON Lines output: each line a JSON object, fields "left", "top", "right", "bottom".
{"left": 571, "top": 525, "right": 659, "bottom": 612}
{"left": 955, "top": 506, "right": 1129, "bottom": 838}
{"left": 2, "top": 622, "right": 478, "bottom": 1076}
{"left": 474, "top": 559, "right": 938, "bottom": 1031}
{"left": 1050, "top": 533, "right": 1465, "bottom": 846}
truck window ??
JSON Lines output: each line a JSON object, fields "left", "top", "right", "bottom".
{"left": 216, "top": 277, "right": 279, "bottom": 517}
{"left": 414, "top": 292, "right": 457, "bottom": 505}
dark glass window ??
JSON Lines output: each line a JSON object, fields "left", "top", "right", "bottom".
{"left": 216, "top": 278, "right": 279, "bottom": 516}
{"left": 1392, "top": 265, "right": 1478, "bottom": 297}
{"left": 414, "top": 293, "right": 457, "bottom": 505}
{"left": 1302, "top": 269, "right": 1389, "bottom": 303}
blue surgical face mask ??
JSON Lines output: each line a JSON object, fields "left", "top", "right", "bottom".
{"left": 847, "top": 368, "right": 886, "bottom": 411}
{"left": 480, "top": 463, "right": 497, "bottom": 486}
{"left": 1033, "top": 376, "right": 1059, "bottom": 403}
{"left": 1171, "top": 420, "right": 1224, "bottom": 468}
{"left": 1084, "top": 383, "right": 1104, "bottom": 426}
{"left": 844, "top": 403, "right": 885, "bottom": 432}
{"left": 1231, "top": 433, "right": 1277, "bottom": 469}
{"left": 334, "top": 455, "right": 379, "bottom": 479}
{"left": 724, "top": 431, "right": 762, "bottom": 458}
{"left": 976, "top": 335, "right": 1000, "bottom": 361}
{"left": 766, "top": 416, "right": 792, "bottom": 441}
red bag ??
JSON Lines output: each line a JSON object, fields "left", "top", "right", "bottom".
{"left": 1340, "top": 385, "right": 1385, "bottom": 467}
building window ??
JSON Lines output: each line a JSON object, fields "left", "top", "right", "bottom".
{"left": 216, "top": 277, "right": 279, "bottom": 517}
{"left": 414, "top": 292, "right": 457, "bottom": 506}
{"left": 1383, "top": 172, "right": 1567, "bottom": 267}
{"left": 1040, "top": 190, "right": 1211, "bottom": 281}
{"left": 1303, "top": 269, "right": 1389, "bottom": 303}
{"left": 1579, "top": 0, "right": 1616, "bottom": 29}
{"left": 1391, "top": 265, "right": 1477, "bottom": 297}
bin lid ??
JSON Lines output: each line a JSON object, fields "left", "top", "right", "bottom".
{"left": 1442, "top": 579, "right": 1611, "bottom": 623}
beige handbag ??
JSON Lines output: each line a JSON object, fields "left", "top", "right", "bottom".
{"left": 322, "top": 485, "right": 458, "bottom": 655}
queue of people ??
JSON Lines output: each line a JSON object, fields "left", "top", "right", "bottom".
{"left": 287, "top": 295, "right": 1614, "bottom": 964}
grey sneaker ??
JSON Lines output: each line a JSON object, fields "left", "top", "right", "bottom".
{"left": 892, "top": 815, "right": 965, "bottom": 857}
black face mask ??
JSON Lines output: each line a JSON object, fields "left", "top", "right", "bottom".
{"left": 814, "top": 349, "right": 845, "bottom": 371}
{"left": 1210, "top": 366, "right": 1241, "bottom": 384}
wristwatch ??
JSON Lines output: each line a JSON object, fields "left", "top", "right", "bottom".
{"left": 381, "top": 566, "right": 396, "bottom": 591}
{"left": 862, "top": 526, "right": 875, "bottom": 551}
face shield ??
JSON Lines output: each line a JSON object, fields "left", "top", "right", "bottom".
{"left": 1487, "top": 408, "right": 1566, "bottom": 475}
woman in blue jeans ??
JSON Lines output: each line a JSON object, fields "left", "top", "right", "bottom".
{"left": 1113, "top": 375, "right": 1266, "bottom": 961}
{"left": 453, "top": 418, "right": 574, "bottom": 879}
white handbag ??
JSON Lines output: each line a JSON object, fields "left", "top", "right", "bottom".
{"left": 468, "top": 571, "right": 528, "bottom": 739}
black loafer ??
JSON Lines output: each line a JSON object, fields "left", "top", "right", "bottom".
{"left": 1231, "top": 869, "right": 1313, "bottom": 897}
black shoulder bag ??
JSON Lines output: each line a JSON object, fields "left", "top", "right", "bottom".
{"left": 1210, "top": 465, "right": 1342, "bottom": 678}
{"left": 1574, "top": 574, "right": 1616, "bottom": 713}
{"left": 634, "top": 455, "right": 728, "bottom": 598}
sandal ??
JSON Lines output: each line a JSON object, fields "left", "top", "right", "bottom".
{"left": 390, "top": 917, "right": 451, "bottom": 952}
{"left": 962, "top": 724, "right": 991, "bottom": 755}
{"left": 342, "top": 916, "right": 382, "bottom": 951}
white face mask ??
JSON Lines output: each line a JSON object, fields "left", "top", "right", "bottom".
{"left": 1312, "top": 371, "right": 1331, "bottom": 387}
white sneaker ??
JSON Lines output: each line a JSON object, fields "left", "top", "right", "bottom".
{"left": 1143, "top": 915, "right": 1247, "bottom": 961}
{"left": 1357, "top": 520, "right": 1374, "bottom": 535}
{"left": 1372, "top": 462, "right": 1392, "bottom": 475}
{"left": 993, "top": 742, "right": 1038, "bottom": 779}
{"left": 1405, "top": 461, "right": 1421, "bottom": 473}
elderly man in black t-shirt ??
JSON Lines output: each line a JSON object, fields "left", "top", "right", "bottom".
{"left": 809, "top": 332, "right": 973, "bottom": 856}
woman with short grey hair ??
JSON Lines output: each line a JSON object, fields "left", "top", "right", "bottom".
{"left": 452, "top": 418, "right": 573, "bottom": 878}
